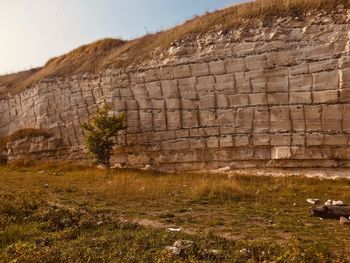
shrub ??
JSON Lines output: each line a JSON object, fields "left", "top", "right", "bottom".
{"left": 82, "top": 104, "right": 126, "bottom": 169}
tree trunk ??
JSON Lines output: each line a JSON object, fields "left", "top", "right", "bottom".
{"left": 310, "top": 205, "right": 350, "bottom": 219}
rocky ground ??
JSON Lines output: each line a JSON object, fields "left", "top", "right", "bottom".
{"left": 1, "top": 163, "right": 350, "bottom": 262}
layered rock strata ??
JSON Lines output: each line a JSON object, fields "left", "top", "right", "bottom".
{"left": 1, "top": 10, "right": 350, "bottom": 170}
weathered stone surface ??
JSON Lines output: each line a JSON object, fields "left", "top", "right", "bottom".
{"left": 2, "top": 10, "right": 350, "bottom": 170}
{"left": 313, "top": 90, "right": 338, "bottom": 104}
{"left": 270, "top": 106, "right": 291, "bottom": 132}
{"left": 290, "top": 92, "right": 312, "bottom": 104}
{"left": 271, "top": 147, "right": 292, "bottom": 160}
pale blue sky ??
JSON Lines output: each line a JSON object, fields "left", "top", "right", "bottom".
{"left": 0, "top": 0, "right": 246, "bottom": 74}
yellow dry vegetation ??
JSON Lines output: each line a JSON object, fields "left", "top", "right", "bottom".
{"left": 0, "top": 0, "right": 348, "bottom": 94}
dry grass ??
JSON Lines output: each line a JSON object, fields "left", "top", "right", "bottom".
{"left": 1, "top": 0, "right": 349, "bottom": 94}
{"left": 1, "top": 164, "right": 350, "bottom": 261}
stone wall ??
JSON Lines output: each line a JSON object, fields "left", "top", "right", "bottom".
{"left": 1, "top": 10, "right": 350, "bottom": 170}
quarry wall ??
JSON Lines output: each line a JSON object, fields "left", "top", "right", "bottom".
{"left": 1, "top": 10, "right": 350, "bottom": 170}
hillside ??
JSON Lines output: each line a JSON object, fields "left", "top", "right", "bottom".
{"left": 0, "top": 0, "right": 349, "bottom": 94}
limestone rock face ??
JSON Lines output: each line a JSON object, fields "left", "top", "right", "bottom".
{"left": 1, "top": 9, "right": 350, "bottom": 170}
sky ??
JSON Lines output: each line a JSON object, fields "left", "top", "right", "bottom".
{"left": 0, "top": 0, "right": 247, "bottom": 74}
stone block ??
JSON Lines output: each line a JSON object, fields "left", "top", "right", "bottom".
{"left": 270, "top": 106, "right": 291, "bottom": 132}
{"left": 207, "top": 137, "right": 219, "bottom": 148}
{"left": 303, "top": 44, "right": 335, "bottom": 60}
{"left": 196, "top": 84, "right": 215, "bottom": 94}
{"left": 220, "top": 135, "right": 233, "bottom": 147}
{"left": 308, "top": 59, "right": 338, "bottom": 73}
{"left": 152, "top": 100, "right": 165, "bottom": 110}
{"left": 177, "top": 77, "right": 197, "bottom": 88}
{"left": 166, "top": 110, "right": 181, "bottom": 130}
{"left": 189, "top": 138, "right": 206, "bottom": 149}
{"left": 324, "top": 135, "right": 348, "bottom": 146}
{"left": 158, "top": 130, "right": 175, "bottom": 141}
{"left": 145, "top": 82, "right": 162, "bottom": 99}
{"left": 290, "top": 64, "right": 309, "bottom": 76}
{"left": 233, "top": 135, "right": 250, "bottom": 147}
{"left": 271, "top": 134, "right": 291, "bottom": 146}
{"left": 340, "top": 58, "right": 350, "bottom": 69}
{"left": 205, "top": 127, "right": 220, "bottom": 136}
{"left": 199, "top": 95, "right": 216, "bottom": 109}
{"left": 175, "top": 129, "right": 189, "bottom": 138}
{"left": 165, "top": 98, "right": 180, "bottom": 110}
{"left": 304, "top": 105, "right": 321, "bottom": 131}
{"left": 209, "top": 60, "right": 226, "bottom": 75}
{"left": 191, "top": 63, "right": 209, "bottom": 77}
{"left": 271, "top": 50, "right": 302, "bottom": 67}
{"left": 161, "top": 80, "right": 179, "bottom": 98}
{"left": 292, "top": 134, "right": 305, "bottom": 146}
{"left": 197, "top": 76, "right": 215, "bottom": 86}
{"left": 158, "top": 67, "right": 173, "bottom": 80}
{"left": 129, "top": 72, "right": 145, "bottom": 85}
{"left": 217, "top": 109, "right": 235, "bottom": 126}
{"left": 313, "top": 90, "right": 338, "bottom": 103}
{"left": 173, "top": 64, "right": 191, "bottom": 79}
{"left": 229, "top": 94, "right": 249, "bottom": 107}
{"left": 340, "top": 89, "right": 350, "bottom": 102}
{"left": 138, "top": 100, "right": 152, "bottom": 110}
{"left": 251, "top": 77, "right": 266, "bottom": 93}
{"left": 313, "top": 70, "right": 339, "bottom": 91}
{"left": 199, "top": 110, "right": 217, "bottom": 127}
{"left": 252, "top": 134, "right": 270, "bottom": 146}
{"left": 267, "top": 76, "right": 288, "bottom": 93}
{"left": 216, "top": 94, "right": 229, "bottom": 108}
{"left": 235, "top": 72, "right": 250, "bottom": 93}
{"left": 178, "top": 78, "right": 197, "bottom": 98}
{"left": 216, "top": 73, "right": 235, "bottom": 84}
{"left": 168, "top": 139, "right": 189, "bottom": 151}
{"left": 153, "top": 111, "right": 167, "bottom": 130}
{"left": 290, "top": 105, "right": 305, "bottom": 132}
{"left": 225, "top": 58, "right": 246, "bottom": 73}
{"left": 267, "top": 93, "right": 289, "bottom": 105}
{"left": 189, "top": 128, "right": 206, "bottom": 137}
{"left": 245, "top": 54, "right": 267, "bottom": 71}
{"left": 220, "top": 126, "right": 236, "bottom": 135}
{"left": 236, "top": 107, "right": 254, "bottom": 133}
{"left": 271, "top": 147, "right": 292, "bottom": 160}
{"left": 343, "top": 104, "right": 350, "bottom": 132}
{"left": 340, "top": 69, "right": 350, "bottom": 83}
{"left": 216, "top": 83, "right": 235, "bottom": 94}
{"left": 289, "top": 74, "right": 312, "bottom": 92}
{"left": 253, "top": 107, "right": 269, "bottom": 133}
{"left": 182, "top": 110, "right": 199, "bottom": 128}
{"left": 306, "top": 133, "right": 324, "bottom": 146}
{"left": 144, "top": 69, "right": 158, "bottom": 82}
{"left": 126, "top": 100, "right": 138, "bottom": 110}
{"left": 322, "top": 104, "right": 342, "bottom": 131}
{"left": 290, "top": 92, "right": 312, "bottom": 104}
{"left": 181, "top": 99, "right": 197, "bottom": 110}
{"left": 249, "top": 93, "right": 267, "bottom": 105}
{"left": 139, "top": 111, "right": 153, "bottom": 132}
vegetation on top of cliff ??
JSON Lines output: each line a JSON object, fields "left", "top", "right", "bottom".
{"left": 0, "top": 0, "right": 349, "bottom": 94}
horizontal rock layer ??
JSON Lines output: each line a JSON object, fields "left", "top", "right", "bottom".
{"left": 1, "top": 10, "right": 350, "bottom": 170}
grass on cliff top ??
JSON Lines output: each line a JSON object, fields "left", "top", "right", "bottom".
{"left": 1, "top": 0, "right": 349, "bottom": 95}
{"left": 1, "top": 162, "right": 350, "bottom": 262}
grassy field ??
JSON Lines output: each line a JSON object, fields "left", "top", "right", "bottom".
{"left": 1, "top": 163, "right": 350, "bottom": 262}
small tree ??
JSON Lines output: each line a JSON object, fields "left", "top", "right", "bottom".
{"left": 82, "top": 104, "right": 126, "bottom": 169}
